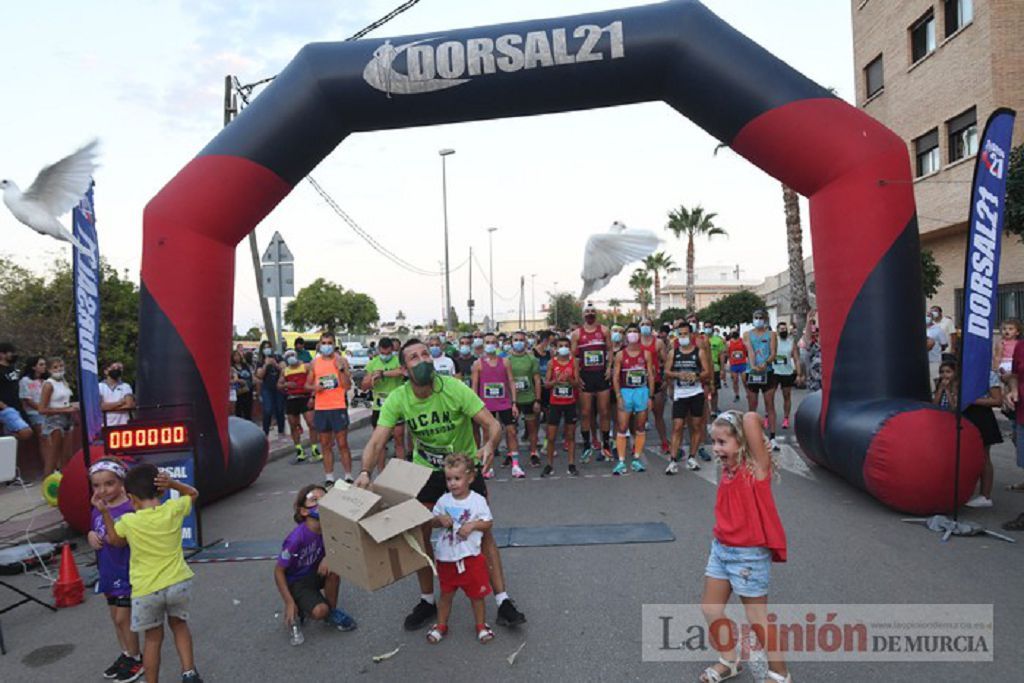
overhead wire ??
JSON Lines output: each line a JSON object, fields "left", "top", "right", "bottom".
{"left": 471, "top": 250, "right": 515, "bottom": 302}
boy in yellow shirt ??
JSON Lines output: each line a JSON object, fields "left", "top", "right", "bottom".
{"left": 98, "top": 463, "right": 201, "bottom": 683}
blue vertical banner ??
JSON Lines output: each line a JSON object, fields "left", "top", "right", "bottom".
{"left": 958, "top": 108, "right": 1016, "bottom": 410}
{"left": 72, "top": 183, "right": 103, "bottom": 444}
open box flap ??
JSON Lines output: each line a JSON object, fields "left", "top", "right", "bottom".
{"left": 360, "top": 499, "right": 435, "bottom": 544}
{"left": 320, "top": 483, "right": 380, "bottom": 521}
{"left": 373, "top": 459, "right": 432, "bottom": 507}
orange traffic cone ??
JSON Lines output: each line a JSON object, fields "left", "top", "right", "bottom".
{"left": 53, "top": 543, "right": 84, "bottom": 608}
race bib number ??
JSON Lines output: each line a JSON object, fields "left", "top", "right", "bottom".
{"left": 553, "top": 384, "right": 573, "bottom": 399}
{"left": 583, "top": 350, "right": 604, "bottom": 368}
{"left": 775, "top": 355, "right": 789, "bottom": 366}
{"left": 416, "top": 441, "right": 452, "bottom": 468}
{"left": 676, "top": 373, "right": 696, "bottom": 388}
{"left": 748, "top": 372, "right": 767, "bottom": 385}
{"left": 437, "top": 366, "right": 453, "bottom": 376}
{"left": 318, "top": 374, "right": 339, "bottom": 390}
{"left": 625, "top": 369, "right": 646, "bottom": 387}
{"left": 514, "top": 378, "right": 529, "bottom": 391}
{"left": 731, "top": 350, "right": 745, "bottom": 361}
{"left": 483, "top": 383, "right": 506, "bottom": 399}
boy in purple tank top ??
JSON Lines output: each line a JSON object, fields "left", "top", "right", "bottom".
{"left": 471, "top": 333, "right": 523, "bottom": 478}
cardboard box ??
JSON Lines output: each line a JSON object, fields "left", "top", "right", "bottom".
{"left": 319, "top": 459, "right": 434, "bottom": 591}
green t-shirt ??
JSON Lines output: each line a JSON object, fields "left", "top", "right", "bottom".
{"left": 709, "top": 335, "right": 727, "bottom": 372}
{"left": 364, "top": 355, "right": 405, "bottom": 412}
{"left": 507, "top": 353, "right": 540, "bottom": 404}
{"left": 378, "top": 376, "right": 486, "bottom": 470}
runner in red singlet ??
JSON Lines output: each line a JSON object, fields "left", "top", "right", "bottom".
{"left": 639, "top": 318, "right": 668, "bottom": 454}
{"left": 571, "top": 302, "right": 613, "bottom": 462}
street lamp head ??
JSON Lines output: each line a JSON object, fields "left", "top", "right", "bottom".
{"left": 439, "top": 148, "right": 456, "bottom": 156}
{"left": 487, "top": 226, "right": 498, "bottom": 233}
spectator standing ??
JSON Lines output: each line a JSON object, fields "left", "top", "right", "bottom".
{"left": 99, "top": 362, "right": 135, "bottom": 427}
{"left": 926, "top": 314, "right": 949, "bottom": 382}
{"left": 929, "top": 305, "right": 958, "bottom": 357}
{"left": 256, "top": 341, "right": 286, "bottom": 437}
{"left": 39, "top": 357, "right": 77, "bottom": 475}
{"left": 231, "top": 351, "right": 254, "bottom": 420}
{"left": 19, "top": 355, "right": 48, "bottom": 439}
{"left": 0, "top": 342, "right": 33, "bottom": 441}
{"left": 293, "top": 338, "right": 313, "bottom": 364}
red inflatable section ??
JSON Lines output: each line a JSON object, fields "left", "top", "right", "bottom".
{"left": 57, "top": 445, "right": 122, "bottom": 534}
{"left": 863, "top": 409, "right": 984, "bottom": 514}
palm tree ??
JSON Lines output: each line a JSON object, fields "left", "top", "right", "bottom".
{"left": 642, "top": 251, "right": 680, "bottom": 318}
{"left": 665, "top": 205, "right": 727, "bottom": 312}
{"left": 628, "top": 268, "right": 653, "bottom": 319}
{"left": 608, "top": 298, "right": 622, "bottom": 324}
{"left": 782, "top": 184, "right": 811, "bottom": 337}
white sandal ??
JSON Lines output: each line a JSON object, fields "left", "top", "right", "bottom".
{"left": 426, "top": 624, "right": 446, "bottom": 644}
{"left": 764, "top": 671, "right": 792, "bottom": 683}
{"left": 699, "top": 656, "right": 742, "bottom": 682}
{"left": 477, "top": 624, "right": 495, "bottom": 643}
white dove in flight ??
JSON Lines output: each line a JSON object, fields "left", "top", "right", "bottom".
{"left": 1, "top": 139, "right": 99, "bottom": 252}
{"left": 579, "top": 221, "right": 661, "bottom": 300}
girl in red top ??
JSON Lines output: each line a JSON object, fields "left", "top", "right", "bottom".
{"left": 699, "top": 410, "right": 789, "bottom": 683}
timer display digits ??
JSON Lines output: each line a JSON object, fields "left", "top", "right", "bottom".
{"left": 104, "top": 421, "right": 192, "bottom": 455}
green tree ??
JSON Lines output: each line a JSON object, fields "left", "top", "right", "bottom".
{"left": 665, "top": 205, "right": 727, "bottom": 312}
{"left": 642, "top": 251, "right": 679, "bottom": 318}
{"left": 546, "top": 293, "right": 582, "bottom": 328}
{"left": 658, "top": 307, "right": 689, "bottom": 326}
{"left": 284, "top": 278, "right": 379, "bottom": 334}
{"left": 920, "top": 248, "right": 943, "bottom": 300}
{"left": 242, "top": 326, "right": 262, "bottom": 341}
{"left": 1006, "top": 144, "right": 1024, "bottom": 243}
{"left": 628, "top": 268, "right": 653, "bottom": 319}
{"left": 697, "top": 290, "right": 767, "bottom": 328}
{"left": 0, "top": 255, "right": 140, "bottom": 387}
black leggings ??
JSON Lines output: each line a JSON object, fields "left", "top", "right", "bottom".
{"left": 234, "top": 391, "right": 253, "bottom": 420}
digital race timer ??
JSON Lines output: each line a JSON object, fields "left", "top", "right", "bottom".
{"left": 103, "top": 420, "right": 193, "bottom": 455}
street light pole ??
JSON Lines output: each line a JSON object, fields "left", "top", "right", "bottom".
{"left": 440, "top": 148, "right": 456, "bottom": 331}
{"left": 487, "top": 227, "right": 498, "bottom": 332}
{"left": 530, "top": 273, "right": 537, "bottom": 328}
{"left": 553, "top": 281, "right": 559, "bottom": 329}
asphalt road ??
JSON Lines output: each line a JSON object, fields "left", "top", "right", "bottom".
{"left": 3, "top": 390, "right": 1022, "bottom": 682}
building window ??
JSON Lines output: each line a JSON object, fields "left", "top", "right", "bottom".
{"left": 864, "top": 55, "right": 884, "bottom": 98}
{"left": 944, "top": 0, "right": 973, "bottom": 37}
{"left": 955, "top": 282, "right": 1024, "bottom": 329}
{"left": 947, "top": 107, "right": 978, "bottom": 163}
{"left": 914, "top": 129, "right": 940, "bottom": 177}
{"left": 910, "top": 10, "right": 936, "bottom": 63}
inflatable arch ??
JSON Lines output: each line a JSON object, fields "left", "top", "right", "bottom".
{"left": 57, "top": 0, "right": 984, "bottom": 527}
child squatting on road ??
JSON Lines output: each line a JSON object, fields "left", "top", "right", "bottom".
{"left": 274, "top": 484, "right": 358, "bottom": 645}
{"left": 97, "top": 463, "right": 202, "bottom": 683}
{"left": 427, "top": 453, "right": 496, "bottom": 644}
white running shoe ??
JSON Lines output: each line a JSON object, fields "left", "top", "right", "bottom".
{"left": 769, "top": 438, "right": 780, "bottom": 452}
{"left": 511, "top": 464, "right": 526, "bottom": 479}
{"left": 965, "top": 495, "right": 993, "bottom": 508}
{"left": 665, "top": 460, "right": 679, "bottom": 475}
{"left": 686, "top": 457, "right": 700, "bottom": 471}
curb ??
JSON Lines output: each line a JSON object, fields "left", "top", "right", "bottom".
{"left": 265, "top": 411, "right": 373, "bottom": 465}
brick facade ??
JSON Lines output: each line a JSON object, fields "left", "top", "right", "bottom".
{"left": 851, "top": 0, "right": 1024, "bottom": 320}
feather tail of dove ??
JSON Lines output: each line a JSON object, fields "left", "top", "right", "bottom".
{"left": 1, "top": 139, "right": 99, "bottom": 254}
{"left": 579, "top": 221, "right": 661, "bottom": 300}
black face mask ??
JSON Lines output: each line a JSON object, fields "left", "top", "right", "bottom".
{"left": 108, "top": 369, "right": 123, "bottom": 380}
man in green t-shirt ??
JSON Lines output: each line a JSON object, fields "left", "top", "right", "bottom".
{"left": 707, "top": 325, "right": 727, "bottom": 415}
{"left": 507, "top": 330, "right": 542, "bottom": 466}
{"left": 356, "top": 339, "right": 526, "bottom": 632}
{"left": 360, "top": 338, "right": 407, "bottom": 464}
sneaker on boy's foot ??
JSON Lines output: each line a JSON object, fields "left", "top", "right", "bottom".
{"left": 496, "top": 598, "right": 527, "bottom": 627}
{"left": 113, "top": 656, "right": 143, "bottom": 683}
{"left": 612, "top": 460, "right": 627, "bottom": 476}
{"left": 541, "top": 464, "right": 554, "bottom": 478}
{"left": 630, "top": 459, "right": 646, "bottom": 473}
{"left": 104, "top": 654, "right": 129, "bottom": 679}
{"left": 289, "top": 623, "right": 304, "bottom": 646}
{"left": 567, "top": 464, "right": 578, "bottom": 476}
{"left": 686, "top": 457, "right": 701, "bottom": 471}
{"left": 665, "top": 460, "right": 679, "bottom": 475}
{"left": 328, "top": 608, "right": 358, "bottom": 631}
{"left": 403, "top": 599, "right": 437, "bottom": 631}
{"left": 181, "top": 671, "right": 204, "bottom": 683}
{"left": 965, "top": 495, "right": 993, "bottom": 508}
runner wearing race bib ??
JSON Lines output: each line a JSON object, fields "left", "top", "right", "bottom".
{"left": 571, "top": 302, "right": 613, "bottom": 462}
{"left": 665, "top": 322, "right": 711, "bottom": 475}
{"left": 361, "top": 337, "right": 407, "bottom": 464}
{"left": 639, "top": 319, "right": 669, "bottom": 455}
{"left": 279, "top": 351, "right": 318, "bottom": 462}
{"left": 726, "top": 332, "right": 748, "bottom": 402}
{"left": 356, "top": 339, "right": 526, "bottom": 633}
{"left": 428, "top": 335, "right": 456, "bottom": 377}
{"left": 743, "top": 310, "right": 780, "bottom": 451}
{"left": 707, "top": 326, "right": 727, "bottom": 415}
{"left": 611, "top": 325, "right": 654, "bottom": 476}
{"left": 769, "top": 321, "right": 802, "bottom": 431}
{"left": 306, "top": 332, "right": 353, "bottom": 486}
{"left": 507, "top": 331, "right": 542, "bottom": 467}
{"left": 543, "top": 336, "right": 581, "bottom": 477}
{"left": 472, "top": 334, "right": 523, "bottom": 478}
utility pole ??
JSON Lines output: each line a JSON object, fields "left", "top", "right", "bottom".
{"left": 226, "top": 75, "right": 276, "bottom": 346}
{"left": 530, "top": 273, "right": 536, "bottom": 327}
{"left": 467, "top": 247, "right": 475, "bottom": 327}
{"left": 439, "top": 149, "right": 455, "bottom": 331}
{"left": 487, "top": 227, "right": 498, "bottom": 332}
{"left": 518, "top": 276, "right": 526, "bottom": 330}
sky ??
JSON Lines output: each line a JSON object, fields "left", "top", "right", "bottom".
{"left": 0, "top": 0, "right": 853, "bottom": 330}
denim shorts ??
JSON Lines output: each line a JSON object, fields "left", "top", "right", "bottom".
{"left": 0, "top": 407, "right": 29, "bottom": 435}
{"left": 313, "top": 408, "right": 349, "bottom": 434}
{"left": 704, "top": 538, "right": 772, "bottom": 598}
{"left": 620, "top": 386, "right": 650, "bottom": 414}
{"left": 131, "top": 579, "right": 193, "bottom": 632}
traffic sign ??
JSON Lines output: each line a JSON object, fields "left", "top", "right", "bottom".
{"left": 263, "top": 262, "right": 295, "bottom": 298}
{"left": 262, "top": 231, "right": 294, "bottom": 264}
